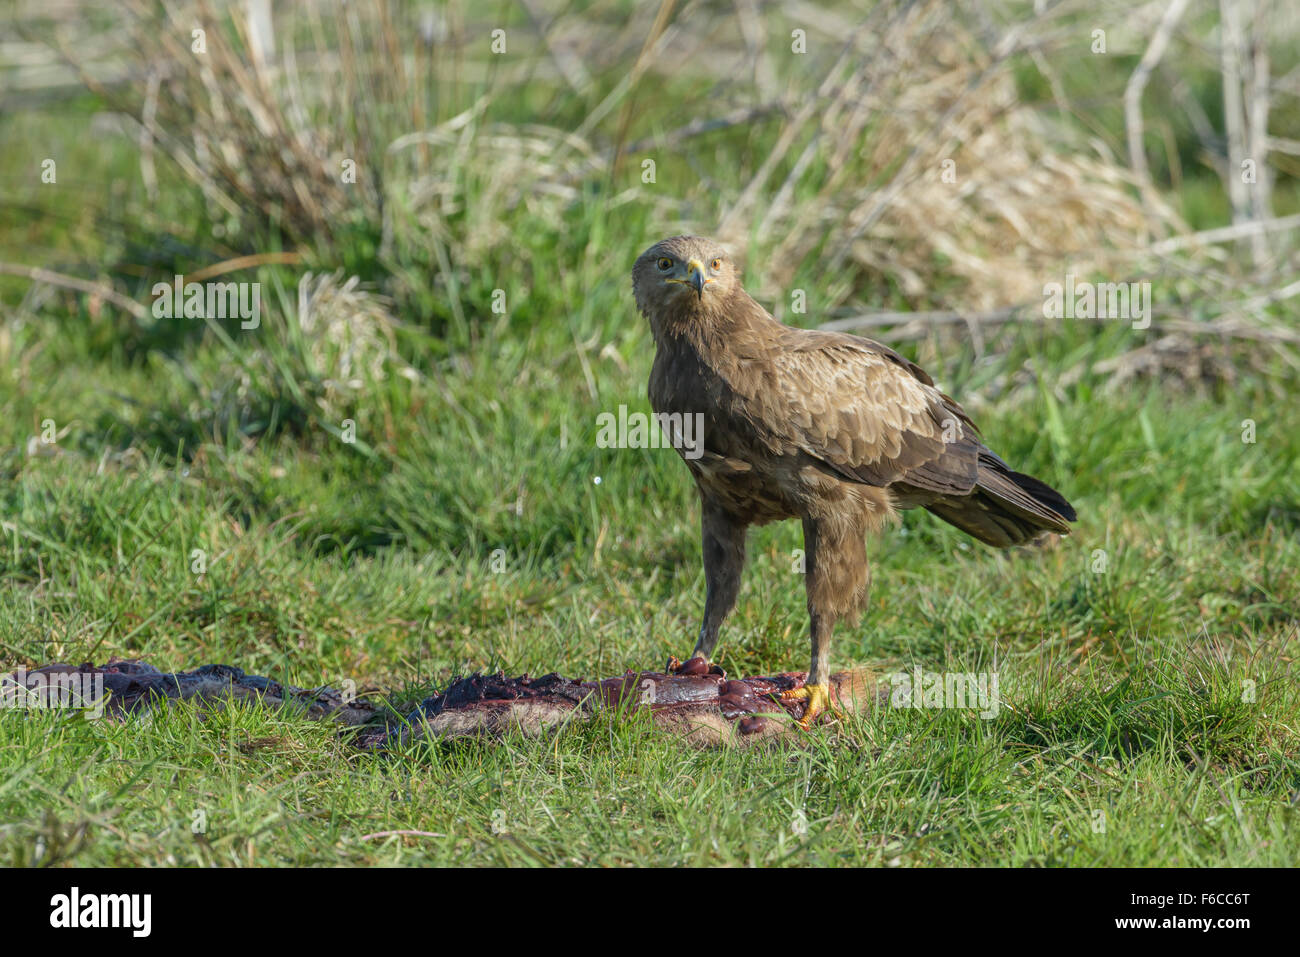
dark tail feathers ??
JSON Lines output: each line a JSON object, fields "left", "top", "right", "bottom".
{"left": 924, "top": 452, "right": 1076, "bottom": 548}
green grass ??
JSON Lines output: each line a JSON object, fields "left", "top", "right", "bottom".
{"left": 2, "top": 333, "right": 1297, "bottom": 866}
{"left": 2, "top": 0, "right": 1298, "bottom": 867}
{"left": 3, "top": 660, "right": 1295, "bottom": 867}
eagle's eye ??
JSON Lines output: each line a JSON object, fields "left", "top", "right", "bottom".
{"left": 656, "top": 257, "right": 673, "bottom": 271}
{"left": 711, "top": 258, "right": 722, "bottom": 270}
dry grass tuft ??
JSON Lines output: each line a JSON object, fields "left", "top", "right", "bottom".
{"left": 713, "top": 0, "right": 1183, "bottom": 312}
{"left": 23, "top": 0, "right": 1299, "bottom": 380}
{"left": 295, "top": 270, "right": 414, "bottom": 413}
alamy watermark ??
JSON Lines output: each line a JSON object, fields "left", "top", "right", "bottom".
{"left": 49, "top": 887, "right": 151, "bottom": 937}
{"left": 151, "top": 274, "right": 261, "bottom": 329}
{"left": 889, "top": 667, "right": 1000, "bottom": 718}
{"left": 595, "top": 404, "right": 705, "bottom": 460}
{"left": 1043, "top": 272, "right": 1151, "bottom": 329}
{"left": 2, "top": 668, "right": 106, "bottom": 719}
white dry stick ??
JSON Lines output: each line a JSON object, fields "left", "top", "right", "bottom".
{"left": 1148, "top": 212, "right": 1300, "bottom": 255}
{"left": 139, "top": 69, "right": 160, "bottom": 204}
{"left": 244, "top": 0, "right": 276, "bottom": 74}
{"left": 1124, "top": 0, "right": 1192, "bottom": 239}
{"left": 358, "top": 830, "right": 446, "bottom": 841}
{"left": 0, "top": 263, "right": 148, "bottom": 319}
{"left": 1245, "top": 0, "right": 1274, "bottom": 266}
{"left": 1268, "top": 136, "right": 1300, "bottom": 157}
{"left": 1220, "top": 0, "right": 1253, "bottom": 257}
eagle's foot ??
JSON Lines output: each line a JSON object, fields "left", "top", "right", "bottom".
{"left": 780, "top": 682, "right": 840, "bottom": 730}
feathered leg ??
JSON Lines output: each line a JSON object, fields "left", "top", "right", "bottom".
{"left": 782, "top": 515, "right": 871, "bottom": 728}
{"left": 668, "top": 501, "right": 747, "bottom": 672}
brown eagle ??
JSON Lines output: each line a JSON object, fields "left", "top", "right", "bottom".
{"left": 632, "top": 235, "right": 1076, "bottom": 728}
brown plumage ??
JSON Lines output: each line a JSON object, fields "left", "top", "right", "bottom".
{"left": 632, "top": 235, "right": 1076, "bottom": 727}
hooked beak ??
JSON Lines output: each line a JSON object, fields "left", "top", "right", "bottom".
{"left": 663, "top": 258, "right": 713, "bottom": 300}
{"left": 685, "top": 259, "right": 707, "bottom": 299}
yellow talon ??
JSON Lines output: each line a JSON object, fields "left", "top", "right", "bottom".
{"left": 779, "top": 682, "right": 839, "bottom": 730}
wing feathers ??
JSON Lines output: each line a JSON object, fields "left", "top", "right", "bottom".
{"left": 750, "top": 329, "right": 1075, "bottom": 543}
{"left": 763, "top": 332, "right": 980, "bottom": 495}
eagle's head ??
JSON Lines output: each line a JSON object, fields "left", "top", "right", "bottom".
{"left": 632, "top": 235, "right": 739, "bottom": 323}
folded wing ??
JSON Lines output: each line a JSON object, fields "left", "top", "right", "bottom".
{"left": 751, "top": 329, "right": 1074, "bottom": 546}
